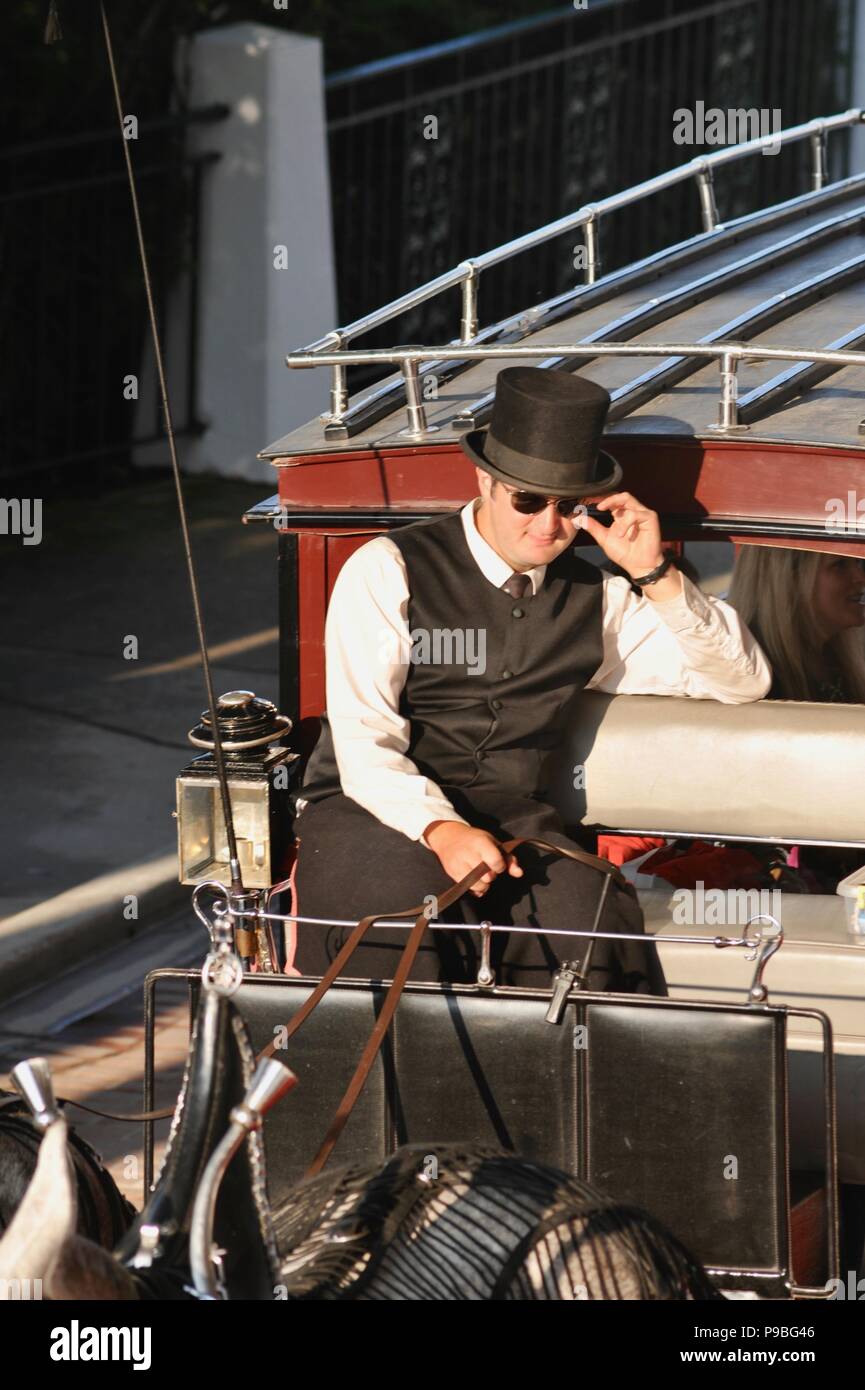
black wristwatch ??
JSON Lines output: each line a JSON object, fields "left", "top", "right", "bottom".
{"left": 630, "top": 552, "right": 676, "bottom": 588}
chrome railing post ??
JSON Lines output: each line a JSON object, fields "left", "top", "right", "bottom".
{"left": 460, "top": 263, "right": 479, "bottom": 343}
{"left": 327, "top": 331, "right": 349, "bottom": 423}
{"left": 713, "top": 349, "right": 744, "bottom": 430}
{"left": 585, "top": 212, "right": 601, "bottom": 285}
{"left": 810, "top": 123, "right": 828, "bottom": 192}
{"left": 330, "top": 362, "right": 349, "bottom": 423}
{"left": 400, "top": 355, "right": 435, "bottom": 438}
{"left": 695, "top": 162, "right": 719, "bottom": 232}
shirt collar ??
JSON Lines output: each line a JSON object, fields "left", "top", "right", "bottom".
{"left": 460, "top": 498, "right": 547, "bottom": 597}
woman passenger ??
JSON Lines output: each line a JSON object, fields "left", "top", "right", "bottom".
{"left": 718, "top": 545, "right": 865, "bottom": 890}
{"left": 727, "top": 546, "right": 865, "bottom": 703}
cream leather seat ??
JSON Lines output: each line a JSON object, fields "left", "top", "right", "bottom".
{"left": 548, "top": 690, "right": 865, "bottom": 1183}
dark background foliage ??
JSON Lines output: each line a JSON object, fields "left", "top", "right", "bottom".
{"left": 0, "top": 1, "right": 856, "bottom": 486}
{"left": 1, "top": 1, "right": 580, "bottom": 485}
{"left": 4, "top": 0, "right": 571, "bottom": 141}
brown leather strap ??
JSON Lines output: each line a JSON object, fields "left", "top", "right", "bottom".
{"left": 62, "top": 839, "right": 621, "bottom": 1132}
{"left": 503, "top": 837, "right": 627, "bottom": 891}
{"left": 279, "top": 835, "right": 624, "bottom": 1175}
{"left": 305, "top": 910, "right": 431, "bottom": 1176}
{"left": 54, "top": 894, "right": 465, "bottom": 1128}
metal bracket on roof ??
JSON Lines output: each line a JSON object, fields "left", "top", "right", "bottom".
{"left": 460, "top": 262, "right": 480, "bottom": 343}
{"left": 584, "top": 207, "right": 602, "bottom": 285}
{"left": 810, "top": 121, "right": 828, "bottom": 192}
{"left": 695, "top": 160, "right": 719, "bottom": 233}
{"left": 706, "top": 350, "right": 751, "bottom": 433}
{"left": 398, "top": 356, "right": 439, "bottom": 439}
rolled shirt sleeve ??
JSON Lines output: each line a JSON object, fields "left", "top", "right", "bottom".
{"left": 587, "top": 571, "right": 772, "bottom": 702}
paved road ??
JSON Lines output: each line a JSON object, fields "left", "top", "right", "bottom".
{"left": 0, "top": 472, "right": 278, "bottom": 922}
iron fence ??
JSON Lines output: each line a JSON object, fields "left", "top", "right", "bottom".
{"left": 325, "top": 0, "right": 856, "bottom": 365}
{"left": 2, "top": 2, "right": 856, "bottom": 480}
{"left": 0, "top": 105, "right": 228, "bottom": 482}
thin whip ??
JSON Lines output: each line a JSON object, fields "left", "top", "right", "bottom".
{"left": 98, "top": 3, "right": 242, "bottom": 889}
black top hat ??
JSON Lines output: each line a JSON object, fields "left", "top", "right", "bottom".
{"left": 459, "top": 367, "right": 622, "bottom": 497}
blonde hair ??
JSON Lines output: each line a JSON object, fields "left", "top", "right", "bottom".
{"left": 727, "top": 546, "right": 865, "bottom": 703}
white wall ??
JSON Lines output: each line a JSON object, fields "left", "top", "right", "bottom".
{"left": 136, "top": 23, "right": 337, "bottom": 481}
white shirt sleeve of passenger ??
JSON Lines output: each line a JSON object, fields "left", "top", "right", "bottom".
{"left": 322, "top": 536, "right": 469, "bottom": 843}
{"left": 586, "top": 571, "right": 772, "bottom": 703}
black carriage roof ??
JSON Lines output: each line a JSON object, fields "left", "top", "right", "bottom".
{"left": 261, "top": 112, "right": 865, "bottom": 462}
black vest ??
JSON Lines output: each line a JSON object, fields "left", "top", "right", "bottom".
{"left": 301, "top": 511, "right": 604, "bottom": 803}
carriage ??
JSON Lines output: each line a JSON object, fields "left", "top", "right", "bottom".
{"left": 9, "top": 110, "right": 865, "bottom": 1303}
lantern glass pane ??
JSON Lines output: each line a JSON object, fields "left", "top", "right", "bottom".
{"left": 177, "top": 776, "right": 271, "bottom": 888}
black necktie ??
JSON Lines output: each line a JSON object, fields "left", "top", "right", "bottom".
{"left": 502, "top": 572, "right": 531, "bottom": 600}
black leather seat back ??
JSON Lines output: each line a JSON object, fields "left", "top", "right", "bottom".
{"left": 233, "top": 977, "right": 579, "bottom": 1206}
{"left": 235, "top": 978, "right": 391, "bottom": 1208}
{"left": 581, "top": 1000, "right": 789, "bottom": 1291}
{"left": 224, "top": 976, "right": 798, "bottom": 1293}
{"left": 386, "top": 986, "right": 578, "bottom": 1169}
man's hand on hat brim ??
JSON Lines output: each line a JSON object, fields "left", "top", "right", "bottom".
{"left": 576, "top": 491, "right": 665, "bottom": 580}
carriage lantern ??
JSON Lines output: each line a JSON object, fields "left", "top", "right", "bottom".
{"left": 176, "top": 690, "right": 297, "bottom": 889}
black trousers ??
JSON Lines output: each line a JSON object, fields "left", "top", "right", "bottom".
{"left": 293, "top": 789, "right": 666, "bottom": 995}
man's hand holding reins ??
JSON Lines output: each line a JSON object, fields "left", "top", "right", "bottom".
{"left": 423, "top": 821, "right": 523, "bottom": 896}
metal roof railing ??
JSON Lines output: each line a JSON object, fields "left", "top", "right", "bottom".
{"left": 286, "top": 339, "right": 865, "bottom": 437}
{"left": 294, "top": 109, "right": 865, "bottom": 429}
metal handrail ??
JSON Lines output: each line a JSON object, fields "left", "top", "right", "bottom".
{"left": 286, "top": 339, "right": 865, "bottom": 435}
{"left": 314, "top": 177, "right": 865, "bottom": 442}
{"left": 228, "top": 908, "right": 773, "bottom": 951}
{"left": 294, "top": 109, "right": 865, "bottom": 424}
{"left": 736, "top": 322, "right": 865, "bottom": 424}
{"left": 453, "top": 204, "right": 865, "bottom": 429}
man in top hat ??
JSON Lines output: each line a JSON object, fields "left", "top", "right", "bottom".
{"left": 292, "top": 369, "right": 771, "bottom": 992}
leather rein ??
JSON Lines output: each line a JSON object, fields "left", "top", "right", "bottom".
{"left": 59, "top": 839, "right": 624, "bottom": 1175}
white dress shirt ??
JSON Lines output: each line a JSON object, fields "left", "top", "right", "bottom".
{"left": 297, "top": 500, "right": 772, "bottom": 843}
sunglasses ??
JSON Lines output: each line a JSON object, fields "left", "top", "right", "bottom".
{"left": 502, "top": 484, "right": 588, "bottom": 518}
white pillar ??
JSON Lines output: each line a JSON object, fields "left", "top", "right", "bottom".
{"left": 849, "top": 0, "right": 865, "bottom": 172}
{"left": 136, "top": 23, "right": 337, "bottom": 481}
